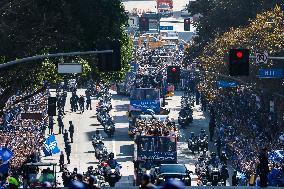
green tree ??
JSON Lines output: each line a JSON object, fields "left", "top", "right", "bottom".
{"left": 197, "top": 6, "right": 284, "bottom": 101}
{"left": 187, "top": 0, "right": 284, "bottom": 62}
{"left": 0, "top": 0, "right": 132, "bottom": 114}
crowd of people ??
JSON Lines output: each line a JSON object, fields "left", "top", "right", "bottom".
{"left": 208, "top": 86, "right": 284, "bottom": 183}
{"left": 0, "top": 88, "right": 50, "bottom": 187}
{"left": 134, "top": 117, "right": 179, "bottom": 139}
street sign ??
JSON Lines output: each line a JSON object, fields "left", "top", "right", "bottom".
{"left": 58, "top": 63, "right": 82, "bottom": 73}
{"left": 258, "top": 69, "right": 283, "bottom": 78}
{"left": 256, "top": 52, "right": 268, "bottom": 64}
{"left": 159, "top": 26, "right": 173, "bottom": 30}
{"left": 217, "top": 81, "right": 237, "bottom": 88}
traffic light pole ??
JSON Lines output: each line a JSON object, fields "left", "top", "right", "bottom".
{"left": 0, "top": 50, "right": 113, "bottom": 69}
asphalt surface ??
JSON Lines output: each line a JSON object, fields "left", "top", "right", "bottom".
{"left": 42, "top": 89, "right": 211, "bottom": 187}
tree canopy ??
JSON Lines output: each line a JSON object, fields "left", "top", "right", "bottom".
{"left": 187, "top": 0, "right": 284, "bottom": 61}
{"left": 197, "top": 6, "right": 284, "bottom": 101}
{"left": 0, "top": 0, "right": 132, "bottom": 113}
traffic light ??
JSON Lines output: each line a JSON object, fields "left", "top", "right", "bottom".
{"left": 139, "top": 17, "right": 149, "bottom": 32}
{"left": 48, "top": 97, "right": 56, "bottom": 116}
{"left": 167, "top": 66, "right": 181, "bottom": 84}
{"left": 97, "top": 40, "right": 121, "bottom": 72}
{"left": 184, "top": 18, "right": 190, "bottom": 31}
{"left": 229, "top": 49, "right": 250, "bottom": 76}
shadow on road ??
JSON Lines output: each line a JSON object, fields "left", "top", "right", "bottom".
{"left": 90, "top": 123, "right": 100, "bottom": 126}
{"left": 84, "top": 151, "right": 96, "bottom": 153}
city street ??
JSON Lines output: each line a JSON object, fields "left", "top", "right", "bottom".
{"left": 42, "top": 89, "right": 211, "bottom": 187}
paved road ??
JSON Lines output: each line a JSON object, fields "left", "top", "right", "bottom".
{"left": 42, "top": 89, "right": 212, "bottom": 187}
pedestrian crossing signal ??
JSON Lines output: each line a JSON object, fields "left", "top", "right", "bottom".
{"left": 184, "top": 18, "right": 190, "bottom": 31}
{"left": 229, "top": 49, "right": 250, "bottom": 76}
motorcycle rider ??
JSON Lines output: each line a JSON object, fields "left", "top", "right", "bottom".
{"left": 140, "top": 173, "right": 156, "bottom": 189}
{"left": 199, "top": 129, "right": 207, "bottom": 139}
{"left": 209, "top": 152, "right": 219, "bottom": 166}
{"left": 220, "top": 151, "right": 228, "bottom": 165}
{"left": 93, "top": 130, "right": 103, "bottom": 141}
{"left": 95, "top": 140, "right": 105, "bottom": 157}
{"left": 107, "top": 152, "right": 120, "bottom": 177}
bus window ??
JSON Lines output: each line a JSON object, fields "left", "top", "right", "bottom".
{"left": 146, "top": 89, "right": 160, "bottom": 100}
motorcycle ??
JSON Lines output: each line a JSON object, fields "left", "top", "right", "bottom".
{"left": 95, "top": 143, "right": 107, "bottom": 159}
{"left": 198, "top": 136, "right": 208, "bottom": 152}
{"left": 188, "top": 138, "right": 199, "bottom": 154}
{"left": 105, "top": 162, "right": 122, "bottom": 187}
{"left": 92, "top": 135, "right": 104, "bottom": 148}
{"left": 104, "top": 124, "right": 115, "bottom": 138}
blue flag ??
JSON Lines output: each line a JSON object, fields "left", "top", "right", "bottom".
{"left": 44, "top": 134, "right": 60, "bottom": 155}
{"left": 0, "top": 147, "right": 13, "bottom": 161}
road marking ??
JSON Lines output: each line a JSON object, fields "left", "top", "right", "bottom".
{"left": 112, "top": 139, "right": 116, "bottom": 158}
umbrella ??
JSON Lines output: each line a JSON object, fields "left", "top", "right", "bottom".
{"left": 8, "top": 177, "right": 19, "bottom": 186}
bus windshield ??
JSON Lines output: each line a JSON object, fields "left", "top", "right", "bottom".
{"left": 130, "top": 88, "right": 160, "bottom": 101}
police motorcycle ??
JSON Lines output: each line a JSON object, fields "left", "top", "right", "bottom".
{"left": 198, "top": 129, "right": 208, "bottom": 152}
{"left": 195, "top": 157, "right": 207, "bottom": 176}
{"left": 83, "top": 166, "right": 107, "bottom": 188}
{"left": 94, "top": 141, "right": 107, "bottom": 160}
{"left": 207, "top": 153, "right": 224, "bottom": 186}
{"left": 188, "top": 132, "right": 199, "bottom": 154}
{"left": 104, "top": 123, "right": 115, "bottom": 138}
{"left": 92, "top": 130, "right": 104, "bottom": 148}
{"left": 104, "top": 153, "right": 122, "bottom": 187}
{"left": 137, "top": 159, "right": 157, "bottom": 184}
{"left": 178, "top": 109, "right": 192, "bottom": 127}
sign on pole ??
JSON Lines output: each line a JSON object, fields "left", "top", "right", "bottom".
{"left": 217, "top": 81, "right": 238, "bottom": 88}
{"left": 258, "top": 69, "right": 283, "bottom": 78}
{"left": 159, "top": 26, "right": 173, "bottom": 30}
{"left": 58, "top": 63, "right": 82, "bottom": 74}
{"left": 256, "top": 52, "right": 268, "bottom": 64}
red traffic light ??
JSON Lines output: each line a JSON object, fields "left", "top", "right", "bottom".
{"left": 236, "top": 51, "right": 243, "bottom": 59}
{"left": 185, "top": 19, "right": 190, "bottom": 23}
{"left": 171, "top": 67, "right": 176, "bottom": 72}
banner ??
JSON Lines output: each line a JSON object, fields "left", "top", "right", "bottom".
{"left": 43, "top": 134, "right": 60, "bottom": 156}
{"left": 130, "top": 100, "right": 160, "bottom": 113}
{"left": 0, "top": 147, "right": 13, "bottom": 161}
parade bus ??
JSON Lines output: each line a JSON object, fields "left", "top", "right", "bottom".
{"left": 129, "top": 88, "right": 161, "bottom": 114}
{"left": 133, "top": 134, "right": 178, "bottom": 185}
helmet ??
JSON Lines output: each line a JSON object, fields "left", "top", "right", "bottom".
{"left": 190, "top": 132, "right": 195, "bottom": 136}
{"left": 161, "top": 179, "right": 185, "bottom": 189}
{"left": 211, "top": 152, "right": 216, "bottom": 157}
{"left": 69, "top": 180, "right": 85, "bottom": 189}
{"left": 96, "top": 130, "right": 100, "bottom": 134}
{"left": 109, "top": 152, "right": 114, "bottom": 159}
{"left": 201, "top": 129, "right": 205, "bottom": 133}
{"left": 88, "top": 175, "right": 97, "bottom": 184}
